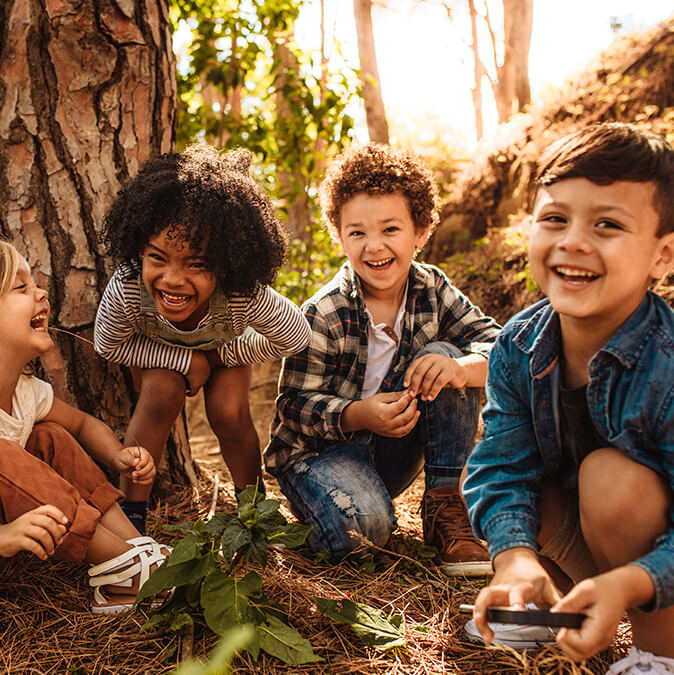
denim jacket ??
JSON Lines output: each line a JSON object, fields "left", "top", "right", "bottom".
{"left": 464, "top": 292, "right": 674, "bottom": 610}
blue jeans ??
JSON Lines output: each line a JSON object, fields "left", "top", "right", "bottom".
{"left": 276, "top": 343, "right": 480, "bottom": 560}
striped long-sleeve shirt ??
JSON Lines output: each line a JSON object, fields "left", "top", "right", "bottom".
{"left": 94, "top": 263, "right": 311, "bottom": 375}
{"left": 264, "top": 261, "right": 501, "bottom": 475}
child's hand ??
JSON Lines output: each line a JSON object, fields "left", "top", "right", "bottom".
{"left": 115, "top": 445, "right": 156, "bottom": 485}
{"left": 553, "top": 571, "right": 634, "bottom": 662}
{"left": 186, "top": 351, "right": 211, "bottom": 396}
{"left": 0, "top": 505, "right": 68, "bottom": 560}
{"left": 473, "top": 547, "right": 562, "bottom": 644}
{"left": 356, "top": 390, "right": 419, "bottom": 437}
{"left": 403, "top": 354, "right": 467, "bottom": 400}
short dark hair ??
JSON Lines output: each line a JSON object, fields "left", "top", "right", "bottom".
{"left": 536, "top": 123, "right": 674, "bottom": 236}
{"left": 319, "top": 143, "right": 440, "bottom": 240}
{"left": 104, "top": 144, "right": 287, "bottom": 294}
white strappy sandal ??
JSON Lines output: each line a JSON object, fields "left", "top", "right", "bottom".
{"left": 88, "top": 536, "right": 170, "bottom": 614}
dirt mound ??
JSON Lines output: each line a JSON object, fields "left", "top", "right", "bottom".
{"left": 426, "top": 16, "right": 674, "bottom": 317}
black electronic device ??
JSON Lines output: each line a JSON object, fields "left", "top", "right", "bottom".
{"left": 458, "top": 604, "right": 585, "bottom": 629}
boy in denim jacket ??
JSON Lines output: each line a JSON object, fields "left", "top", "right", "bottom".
{"left": 265, "top": 144, "right": 500, "bottom": 574}
{"left": 463, "top": 123, "right": 674, "bottom": 673}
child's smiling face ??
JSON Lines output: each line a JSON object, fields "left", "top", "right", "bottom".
{"left": 0, "top": 256, "right": 52, "bottom": 363}
{"left": 141, "top": 227, "right": 217, "bottom": 330}
{"left": 529, "top": 177, "right": 674, "bottom": 332}
{"left": 338, "top": 192, "right": 429, "bottom": 302}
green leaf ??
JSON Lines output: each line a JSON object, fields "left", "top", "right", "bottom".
{"left": 167, "top": 625, "right": 256, "bottom": 675}
{"left": 201, "top": 570, "right": 261, "bottom": 635}
{"left": 140, "top": 612, "right": 166, "bottom": 632}
{"left": 169, "top": 611, "right": 194, "bottom": 632}
{"left": 203, "top": 512, "right": 235, "bottom": 538}
{"left": 257, "top": 615, "right": 323, "bottom": 665}
{"left": 269, "top": 522, "right": 312, "bottom": 549}
{"left": 237, "top": 502, "right": 257, "bottom": 527}
{"left": 237, "top": 484, "right": 265, "bottom": 509}
{"left": 417, "top": 544, "right": 437, "bottom": 560}
{"left": 220, "top": 520, "right": 253, "bottom": 565}
{"left": 245, "top": 529, "right": 268, "bottom": 567}
{"left": 163, "top": 522, "right": 196, "bottom": 534}
{"left": 167, "top": 533, "right": 205, "bottom": 566}
{"left": 136, "top": 555, "right": 214, "bottom": 604}
{"left": 315, "top": 597, "right": 406, "bottom": 650}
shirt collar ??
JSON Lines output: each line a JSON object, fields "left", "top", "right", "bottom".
{"left": 515, "top": 293, "right": 656, "bottom": 378}
{"left": 340, "top": 260, "right": 430, "bottom": 306}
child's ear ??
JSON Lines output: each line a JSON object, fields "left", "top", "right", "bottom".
{"left": 415, "top": 225, "right": 431, "bottom": 250}
{"left": 650, "top": 232, "right": 674, "bottom": 279}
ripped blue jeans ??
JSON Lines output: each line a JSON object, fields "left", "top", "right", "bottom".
{"left": 276, "top": 343, "right": 480, "bottom": 560}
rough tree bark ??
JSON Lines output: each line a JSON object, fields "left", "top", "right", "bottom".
{"left": 353, "top": 0, "right": 389, "bottom": 144}
{"left": 0, "top": 0, "right": 199, "bottom": 490}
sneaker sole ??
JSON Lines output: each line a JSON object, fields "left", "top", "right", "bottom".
{"left": 438, "top": 560, "right": 494, "bottom": 577}
{"left": 465, "top": 631, "right": 556, "bottom": 650}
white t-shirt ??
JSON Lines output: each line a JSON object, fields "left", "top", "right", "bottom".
{"left": 0, "top": 375, "right": 54, "bottom": 447}
{"left": 361, "top": 291, "right": 408, "bottom": 399}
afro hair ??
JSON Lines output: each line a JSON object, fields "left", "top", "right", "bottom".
{"left": 103, "top": 144, "right": 287, "bottom": 295}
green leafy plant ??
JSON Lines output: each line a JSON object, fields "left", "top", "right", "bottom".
{"left": 315, "top": 597, "right": 406, "bottom": 651}
{"left": 137, "top": 485, "right": 321, "bottom": 666}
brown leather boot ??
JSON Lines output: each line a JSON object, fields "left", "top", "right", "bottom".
{"left": 421, "top": 486, "right": 493, "bottom": 577}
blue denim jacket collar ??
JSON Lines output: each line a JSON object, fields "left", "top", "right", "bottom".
{"left": 513, "top": 293, "right": 654, "bottom": 379}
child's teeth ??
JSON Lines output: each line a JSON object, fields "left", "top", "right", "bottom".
{"left": 556, "top": 266, "right": 596, "bottom": 278}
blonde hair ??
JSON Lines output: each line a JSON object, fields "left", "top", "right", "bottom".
{"left": 0, "top": 240, "right": 20, "bottom": 296}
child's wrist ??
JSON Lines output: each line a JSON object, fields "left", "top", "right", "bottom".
{"left": 341, "top": 400, "right": 364, "bottom": 432}
{"left": 600, "top": 565, "right": 655, "bottom": 610}
{"left": 493, "top": 546, "right": 539, "bottom": 572}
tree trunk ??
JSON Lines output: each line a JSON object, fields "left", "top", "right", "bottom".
{"left": 353, "top": 0, "right": 389, "bottom": 144}
{"left": 0, "top": 0, "right": 198, "bottom": 490}
{"left": 494, "top": 0, "right": 532, "bottom": 121}
{"left": 511, "top": 0, "right": 533, "bottom": 112}
{"left": 467, "top": 0, "right": 485, "bottom": 139}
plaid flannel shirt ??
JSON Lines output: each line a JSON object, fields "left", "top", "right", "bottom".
{"left": 264, "top": 261, "right": 501, "bottom": 476}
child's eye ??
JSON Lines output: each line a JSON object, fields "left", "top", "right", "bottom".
{"left": 12, "top": 283, "right": 27, "bottom": 291}
{"left": 384, "top": 225, "right": 400, "bottom": 233}
{"left": 541, "top": 214, "right": 566, "bottom": 224}
{"left": 147, "top": 253, "right": 165, "bottom": 262}
{"left": 189, "top": 261, "right": 207, "bottom": 270}
{"left": 595, "top": 219, "right": 622, "bottom": 230}
{"left": 348, "top": 230, "right": 363, "bottom": 237}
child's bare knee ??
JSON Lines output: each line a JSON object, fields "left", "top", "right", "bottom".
{"left": 579, "top": 447, "right": 670, "bottom": 536}
{"left": 138, "top": 370, "right": 185, "bottom": 419}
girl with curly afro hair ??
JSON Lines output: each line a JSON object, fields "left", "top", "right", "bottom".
{"left": 94, "top": 145, "right": 310, "bottom": 532}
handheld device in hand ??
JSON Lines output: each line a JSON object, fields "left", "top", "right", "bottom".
{"left": 459, "top": 604, "right": 585, "bottom": 629}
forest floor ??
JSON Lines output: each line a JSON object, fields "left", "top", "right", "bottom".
{"left": 0, "top": 356, "right": 631, "bottom": 674}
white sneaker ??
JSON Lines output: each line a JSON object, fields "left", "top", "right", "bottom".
{"left": 606, "top": 647, "right": 674, "bottom": 674}
{"left": 463, "top": 603, "right": 558, "bottom": 650}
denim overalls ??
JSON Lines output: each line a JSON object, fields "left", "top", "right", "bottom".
{"left": 136, "top": 277, "right": 235, "bottom": 349}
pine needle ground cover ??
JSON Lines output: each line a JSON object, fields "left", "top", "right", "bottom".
{"left": 0, "top": 467, "right": 631, "bottom": 674}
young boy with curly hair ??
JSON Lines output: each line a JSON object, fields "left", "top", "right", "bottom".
{"left": 265, "top": 144, "right": 500, "bottom": 573}
{"left": 94, "top": 145, "right": 311, "bottom": 533}
{"left": 463, "top": 123, "right": 674, "bottom": 673}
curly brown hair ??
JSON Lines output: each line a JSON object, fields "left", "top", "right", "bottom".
{"left": 103, "top": 144, "right": 287, "bottom": 295}
{"left": 319, "top": 144, "right": 440, "bottom": 241}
